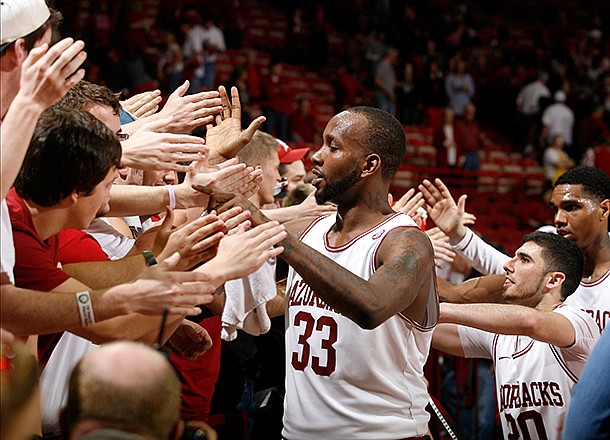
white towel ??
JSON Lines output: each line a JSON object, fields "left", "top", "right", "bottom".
{"left": 221, "top": 257, "right": 277, "bottom": 341}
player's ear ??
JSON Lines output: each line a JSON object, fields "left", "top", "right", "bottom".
{"left": 598, "top": 198, "right": 609, "bottom": 224}
{"left": 546, "top": 272, "right": 565, "bottom": 290}
{"left": 361, "top": 153, "right": 380, "bottom": 178}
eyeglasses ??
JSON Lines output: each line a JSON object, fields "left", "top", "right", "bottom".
{"left": 117, "top": 132, "right": 130, "bottom": 141}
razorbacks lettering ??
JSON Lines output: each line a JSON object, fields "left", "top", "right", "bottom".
{"left": 287, "top": 278, "right": 342, "bottom": 315}
{"left": 499, "top": 381, "right": 564, "bottom": 412}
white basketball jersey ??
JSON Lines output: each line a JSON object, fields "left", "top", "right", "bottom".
{"left": 458, "top": 305, "right": 599, "bottom": 440}
{"left": 283, "top": 213, "right": 438, "bottom": 439}
{"left": 564, "top": 268, "right": 610, "bottom": 333}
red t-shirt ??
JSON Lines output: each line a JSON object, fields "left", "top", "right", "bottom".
{"left": 58, "top": 228, "right": 109, "bottom": 264}
{"left": 171, "top": 316, "right": 223, "bottom": 421}
{"left": 7, "top": 189, "right": 110, "bottom": 365}
{"left": 7, "top": 188, "right": 70, "bottom": 292}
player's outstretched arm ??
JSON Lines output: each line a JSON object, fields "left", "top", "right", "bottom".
{"left": 437, "top": 274, "right": 506, "bottom": 303}
{"left": 440, "top": 302, "right": 577, "bottom": 347}
{"left": 208, "top": 193, "right": 436, "bottom": 329}
{"left": 431, "top": 324, "right": 466, "bottom": 357}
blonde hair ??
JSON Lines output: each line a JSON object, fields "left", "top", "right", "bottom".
{"left": 237, "top": 131, "right": 279, "bottom": 167}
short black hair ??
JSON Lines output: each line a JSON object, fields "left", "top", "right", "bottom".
{"left": 555, "top": 166, "right": 610, "bottom": 231}
{"left": 554, "top": 166, "right": 610, "bottom": 202}
{"left": 14, "top": 108, "right": 122, "bottom": 207}
{"left": 346, "top": 106, "right": 405, "bottom": 181}
{"left": 54, "top": 80, "right": 121, "bottom": 115}
{"left": 522, "top": 231, "right": 584, "bottom": 299}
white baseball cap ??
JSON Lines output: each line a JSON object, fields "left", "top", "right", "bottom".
{"left": 1, "top": 0, "right": 51, "bottom": 46}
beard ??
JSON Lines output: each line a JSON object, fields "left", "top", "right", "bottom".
{"left": 315, "top": 168, "right": 360, "bottom": 205}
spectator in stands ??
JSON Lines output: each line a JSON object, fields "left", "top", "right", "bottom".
{"left": 516, "top": 71, "right": 551, "bottom": 154}
{"left": 199, "top": 17, "right": 226, "bottom": 90}
{"left": 244, "top": 49, "right": 262, "bottom": 103}
{"left": 434, "top": 107, "right": 458, "bottom": 169}
{"left": 373, "top": 47, "right": 398, "bottom": 115}
{"left": 455, "top": 102, "right": 483, "bottom": 172}
{"left": 289, "top": 96, "right": 319, "bottom": 143}
{"left": 543, "top": 134, "right": 575, "bottom": 186}
{"left": 157, "top": 31, "right": 185, "bottom": 94}
{"left": 419, "top": 59, "right": 447, "bottom": 109}
{"left": 445, "top": 59, "right": 475, "bottom": 117}
{"left": 540, "top": 90, "right": 575, "bottom": 159}
{"left": 334, "top": 64, "right": 370, "bottom": 111}
{"left": 577, "top": 103, "right": 610, "bottom": 162}
{"left": 182, "top": 9, "right": 207, "bottom": 93}
{"left": 262, "top": 61, "right": 292, "bottom": 141}
{"left": 62, "top": 341, "right": 186, "bottom": 440}
{"left": 306, "top": 4, "right": 330, "bottom": 69}
{"left": 396, "top": 61, "right": 420, "bottom": 125}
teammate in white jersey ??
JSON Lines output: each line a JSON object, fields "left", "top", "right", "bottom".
{"left": 434, "top": 231, "right": 600, "bottom": 440}
{"left": 420, "top": 166, "right": 610, "bottom": 333}
{"left": 215, "top": 106, "right": 438, "bottom": 439}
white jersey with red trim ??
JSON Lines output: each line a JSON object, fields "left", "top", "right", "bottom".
{"left": 453, "top": 228, "right": 610, "bottom": 333}
{"left": 458, "top": 305, "right": 599, "bottom": 440}
{"left": 283, "top": 213, "right": 438, "bottom": 440}
{"left": 564, "top": 269, "right": 610, "bottom": 333}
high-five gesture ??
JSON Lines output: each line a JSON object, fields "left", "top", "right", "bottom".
{"left": 206, "top": 86, "right": 266, "bottom": 165}
{"left": 419, "top": 178, "right": 476, "bottom": 244}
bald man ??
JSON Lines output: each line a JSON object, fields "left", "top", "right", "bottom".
{"left": 63, "top": 341, "right": 183, "bottom": 440}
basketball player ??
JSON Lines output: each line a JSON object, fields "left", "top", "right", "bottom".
{"left": 433, "top": 231, "right": 600, "bottom": 440}
{"left": 214, "top": 107, "right": 438, "bottom": 439}
{"left": 420, "top": 166, "right": 610, "bottom": 333}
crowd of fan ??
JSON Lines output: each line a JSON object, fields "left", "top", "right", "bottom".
{"left": 51, "top": 0, "right": 610, "bottom": 172}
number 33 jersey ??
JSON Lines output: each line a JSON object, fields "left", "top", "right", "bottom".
{"left": 283, "top": 213, "right": 438, "bottom": 439}
{"left": 458, "top": 305, "right": 599, "bottom": 440}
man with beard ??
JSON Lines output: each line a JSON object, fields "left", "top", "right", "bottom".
{"left": 215, "top": 106, "right": 438, "bottom": 439}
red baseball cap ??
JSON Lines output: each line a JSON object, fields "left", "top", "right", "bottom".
{"left": 278, "top": 139, "right": 309, "bottom": 163}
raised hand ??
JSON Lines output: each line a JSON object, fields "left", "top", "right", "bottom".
{"left": 205, "top": 86, "right": 266, "bottom": 165}
{"left": 418, "top": 178, "right": 475, "bottom": 244}
{"left": 189, "top": 157, "right": 263, "bottom": 200}
{"left": 121, "top": 118, "right": 208, "bottom": 172}
{"left": 200, "top": 221, "right": 287, "bottom": 283}
{"left": 155, "top": 80, "right": 223, "bottom": 133}
{"left": 425, "top": 227, "right": 456, "bottom": 268}
{"left": 17, "top": 37, "right": 87, "bottom": 111}
{"left": 121, "top": 90, "right": 162, "bottom": 119}
{"left": 393, "top": 188, "right": 425, "bottom": 219}
{"left": 154, "top": 208, "right": 227, "bottom": 270}
{"left": 119, "top": 252, "right": 217, "bottom": 316}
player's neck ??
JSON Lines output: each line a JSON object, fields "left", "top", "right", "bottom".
{"left": 330, "top": 202, "right": 394, "bottom": 245}
{"left": 582, "top": 234, "right": 610, "bottom": 281}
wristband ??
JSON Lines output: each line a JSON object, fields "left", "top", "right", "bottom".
{"left": 143, "top": 249, "right": 158, "bottom": 267}
{"left": 76, "top": 291, "right": 96, "bottom": 327}
{"left": 167, "top": 184, "right": 176, "bottom": 210}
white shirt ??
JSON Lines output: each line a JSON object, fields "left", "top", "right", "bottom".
{"left": 283, "top": 213, "right": 438, "bottom": 439}
{"left": 459, "top": 305, "right": 599, "bottom": 440}
{"left": 517, "top": 80, "right": 551, "bottom": 115}
{"left": 1, "top": 199, "right": 15, "bottom": 283}
{"left": 542, "top": 103, "right": 574, "bottom": 144}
